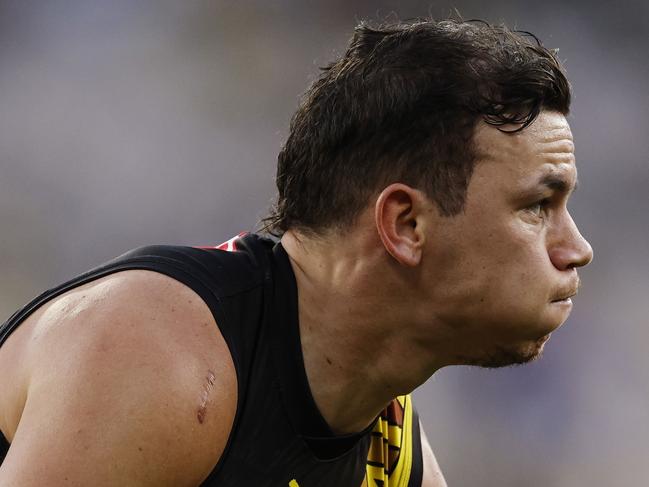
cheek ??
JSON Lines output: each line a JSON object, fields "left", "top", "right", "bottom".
{"left": 489, "top": 218, "right": 549, "bottom": 268}
{"left": 429, "top": 216, "right": 550, "bottom": 310}
{"left": 462, "top": 226, "right": 550, "bottom": 302}
{"left": 433, "top": 215, "right": 562, "bottom": 338}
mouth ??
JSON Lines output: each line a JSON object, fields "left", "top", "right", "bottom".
{"left": 551, "top": 296, "right": 573, "bottom": 306}
{"left": 551, "top": 280, "right": 580, "bottom": 304}
{"left": 550, "top": 289, "right": 577, "bottom": 310}
{"left": 552, "top": 290, "right": 576, "bottom": 301}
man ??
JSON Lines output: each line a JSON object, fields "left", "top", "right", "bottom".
{"left": 0, "top": 18, "right": 592, "bottom": 486}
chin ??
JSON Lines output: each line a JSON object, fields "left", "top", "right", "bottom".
{"left": 469, "top": 335, "right": 550, "bottom": 369}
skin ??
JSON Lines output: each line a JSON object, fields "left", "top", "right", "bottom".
{"left": 0, "top": 110, "right": 590, "bottom": 486}
{"left": 281, "top": 110, "right": 591, "bottom": 437}
{"left": 0, "top": 271, "right": 237, "bottom": 486}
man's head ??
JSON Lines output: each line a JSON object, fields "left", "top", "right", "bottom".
{"left": 265, "top": 18, "right": 571, "bottom": 235}
{"left": 270, "top": 19, "right": 592, "bottom": 368}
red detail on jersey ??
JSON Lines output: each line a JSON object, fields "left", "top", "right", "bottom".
{"left": 381, "top": 398, "right": 405, "bottom": 427}
{"left": 195, "top": 232, "right": 248, "bottom": 251}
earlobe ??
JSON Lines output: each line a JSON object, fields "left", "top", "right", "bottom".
{"left": 374, "top": 183, "right": 425, "bottom": 267}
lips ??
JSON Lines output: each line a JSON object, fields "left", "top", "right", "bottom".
{"left": 551, "top": 282, "right": 580, "bottom": 302}
{"left": 551, "top": 293, "right": 576, "bottom": 302}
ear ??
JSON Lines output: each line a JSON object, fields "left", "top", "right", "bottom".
{"left": 374, "top": 183, "right": 427, "bottom": 267}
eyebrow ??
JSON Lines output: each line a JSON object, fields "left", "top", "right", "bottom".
{"left": 538, "top": 173, "right": 578, "bottom": 194}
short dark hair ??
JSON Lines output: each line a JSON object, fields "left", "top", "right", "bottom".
{"left": 262, "top": 18, "right": 571, "bottom": 236}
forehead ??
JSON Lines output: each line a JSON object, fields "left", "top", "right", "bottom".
{"left": 472, "top": 111, "right": 576, "bottom": 186}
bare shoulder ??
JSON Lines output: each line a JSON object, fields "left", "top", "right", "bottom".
{"left": 0, "top": 270, "right": 237, "bottom": 486}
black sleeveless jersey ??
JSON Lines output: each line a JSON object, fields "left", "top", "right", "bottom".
{"left": 0, "top": 233, "right": 423, "bottom": 486}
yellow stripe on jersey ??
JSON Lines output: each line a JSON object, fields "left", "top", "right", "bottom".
{"left": 364, "top": 394, "right": 415, "bottom": 487}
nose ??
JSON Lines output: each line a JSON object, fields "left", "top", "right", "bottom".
{"left": 548, "top": 212, "right": 594, "bottom": 271}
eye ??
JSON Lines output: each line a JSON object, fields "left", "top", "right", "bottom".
{"left": 527, "top": 198, "right": 551, "bottom": 217}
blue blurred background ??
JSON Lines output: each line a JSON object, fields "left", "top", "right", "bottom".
{"left": 1, "top": 1, "right": 647, "bottom": 485}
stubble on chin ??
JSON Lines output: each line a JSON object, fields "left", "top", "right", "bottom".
{"left": 459, "top": 335, "right": 550, "bottom": 369}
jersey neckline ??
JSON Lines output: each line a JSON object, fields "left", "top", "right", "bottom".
{"left": 270, "top": 240, "right": 375, "bottom": 460}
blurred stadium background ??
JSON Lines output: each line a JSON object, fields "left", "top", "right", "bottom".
{"left": 1, "top": 1, "right": 647, "bottom": 485}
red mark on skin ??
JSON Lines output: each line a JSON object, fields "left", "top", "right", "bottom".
{"left": 197, "top": 408, "right": 207, "bottom": 424}
{"left": 197, "top": 370, "right": 216, "bottom": 424}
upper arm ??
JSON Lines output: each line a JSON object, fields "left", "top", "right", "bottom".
{"left": 420, "top": 422, "right": 447, "bottom": 487}
{"left": 0, "top": 270, "right": 237, "bottom": 487}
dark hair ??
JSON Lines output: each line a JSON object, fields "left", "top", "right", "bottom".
{"left": 262, "top": 18, "right": 571, "bottom": 236}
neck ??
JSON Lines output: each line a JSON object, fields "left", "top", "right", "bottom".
{"left": 281, "top": 227, "right": 446, "bottom": 434}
